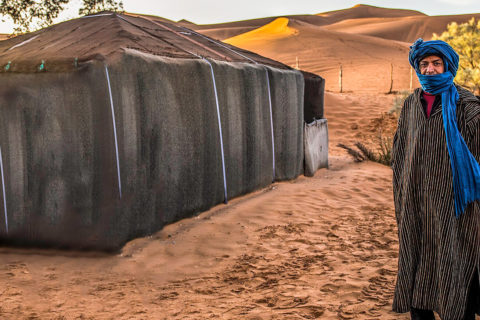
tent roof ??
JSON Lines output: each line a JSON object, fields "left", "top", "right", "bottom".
{"left": 0, "top": 12, "right": 291, "bottom": 73}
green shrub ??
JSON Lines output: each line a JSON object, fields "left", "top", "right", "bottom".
{"left": 389, "top": 90, "right": 410, "bottom": 117}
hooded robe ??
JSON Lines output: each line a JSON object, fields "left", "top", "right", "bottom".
{"left": 392, "top": 85, "right": 480, "bottom": 320}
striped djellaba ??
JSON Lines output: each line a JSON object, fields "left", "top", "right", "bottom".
{"left": 392, "top": 85, "right": 480, "bottom": 320}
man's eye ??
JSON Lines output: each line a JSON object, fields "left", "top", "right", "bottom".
{"left": 434, "top": 62, "right": 442, "bottom": 66}
{"left": 420, "top": 63, "right": 428, "bottom": 68}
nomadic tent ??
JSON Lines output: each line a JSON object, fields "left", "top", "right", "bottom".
{"left": 0, "top": 12, "right": 325, "bottom": 249}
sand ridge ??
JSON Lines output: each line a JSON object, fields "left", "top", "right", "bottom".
{"left": 192, "top": 4, "right": 425, "bottom": 40}
{"left": 323, "top": 14, "right": 480, "bottom": 42}
{"left": 225, "top": 17, "right": 298, "bottom": 47}
{"left": 316, "top": 4, "right": 424, "bottom": 20}
{"left": 191, "top": 4, "right": 479, "bottom": 43}
{"left": 224, "top": 17, "right": 417, "bottom": 92}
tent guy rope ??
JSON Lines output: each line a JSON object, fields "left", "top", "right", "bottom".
{"left": 104, "top": 65, "right": 122, "bottom": 199}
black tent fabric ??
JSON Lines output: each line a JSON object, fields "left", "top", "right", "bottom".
{"left": 302, "top": 71, "right": 325, "bottom": 122}
{"left": 0, "top": 13, "right": 305, "bottom": 250}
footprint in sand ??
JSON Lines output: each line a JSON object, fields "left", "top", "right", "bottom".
{"left": 5, "top": 262, "right": 31, "bottom": 280}
{"left": 320, "top": 283, "right": 339, "bottom": 293}
{"left": 338, "top": 300, "right": 381, "bottom": 319}
{"left": 361, "top": 275, "right": 395, "bottom": 307}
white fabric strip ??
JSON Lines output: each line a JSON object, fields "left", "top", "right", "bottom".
{"left": 183, "top": 28, "right": 257, "bottom": 64}
{"left": 104, "top": 66, "right": 122, "bottom": 198}
{"left": 265, "top": 68, "right": 276, "bottom": 182}
{"left": 0, "top": 146, "right": 8, "bottom": 233}
{"left": 81, "top": 13, "right": 114, "bottom": 18}
{"left": 204, "top": 59, "right": 228, "bottom": 204}
{"left": 7, "top": 35, "right": 39, "bottom": 51}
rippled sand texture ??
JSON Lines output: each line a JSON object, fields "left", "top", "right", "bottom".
{"left": 0, "top": 158, "right": 404, "bottom": 319}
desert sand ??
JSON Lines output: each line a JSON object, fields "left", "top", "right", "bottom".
{"left": 0, "top": 91, "right": 407, "bottom": 319}
{"left": 224, "top": 16, "right": 418, "bottom": 93}
{"left": 207, "top": 5, "right": 479, "bottom": 93}
{"left": 1, "top": 4, "right": 479, "bottom": 320}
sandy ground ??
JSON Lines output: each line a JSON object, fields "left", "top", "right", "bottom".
{"left": 0, "top": 91, "right": 407, "bottom": 320}
{"left": 0, "top": 156, "right": 402, "bottom": 320}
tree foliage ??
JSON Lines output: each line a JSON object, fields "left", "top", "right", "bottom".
{"left": 0, "top": 0, "right": 123, "bottom": 34}
{"left": 78, "top": 0, "right": 123, "bottom": 16}
{"left": 433, "top": 18, "right": 480, "bottom": 95}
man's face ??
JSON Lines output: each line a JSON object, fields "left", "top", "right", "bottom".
{"left": 419, "top": 55, "right": 445, "bottom": 75}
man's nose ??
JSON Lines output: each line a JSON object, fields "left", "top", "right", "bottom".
{"left": 426, "top": 63, "right": 434, "bottom": 72}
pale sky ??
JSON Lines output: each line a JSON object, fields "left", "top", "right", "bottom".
{"left": 1, "top": 0, "right": 480, "bottom": 33}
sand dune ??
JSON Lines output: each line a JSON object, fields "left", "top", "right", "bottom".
{"left": 324, "top": 14, "right": 480, "bottom": 42}
{"left": 189, "top": 16, "right": 321, "bottom": 41}
{"left": 226, "top": 17, "right": 417, "bottom": 92}
{"left": 225, "top": 17, "right": 298, "bottom": 46}
{"left": 192, "top": 4, "right": 478, "bottom": 92}
{"left": 193, "top": 26, "right": 261, "bottom": 41}
{"left": 317, "top": 4, "right": 424, "bottom": 20}
{"left": 189, "top": 4, "right": 445, "bottom": 41}
{"left": 191, "top": 4, "right": 425, "bottom": 40}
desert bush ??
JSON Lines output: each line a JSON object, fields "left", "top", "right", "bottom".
{"left": 337, "top": 143, "right": 367, "bottom": 162}
{"left": 338, "top": 130, "right": 392, "bottom": 166}
{"left": 375, "top": 129, "right": 393, "bottom": 166}
{"left": 0, "top": 0, "right": 123, "bottom": 33}
{"left": 339, "top": 117, "right": 395, "bottom": 167}
{"left": 433, "top": 18, "right": 480, "bottom": 95}
{"left": 389, "top": 90, "right": 410, "bottom": 117}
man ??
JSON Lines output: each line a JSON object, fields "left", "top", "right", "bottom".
{"left": 392, "top": 38, "right": 480, "bottom": 320}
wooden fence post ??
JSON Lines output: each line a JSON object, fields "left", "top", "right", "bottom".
{"left": 388, "top": 63, "right": 394, "bottom": 93}
{"left": 410, "top": 67, "right": 413, "bottom": 91}
{"left": 339, "top": 64, "right": 343, "bottom": 93}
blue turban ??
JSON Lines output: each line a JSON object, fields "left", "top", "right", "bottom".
{"left": 409, "top": 38, "right": 480, "bottom": 218}
{"left": 409, "top": 38, "right": 459, "bottom": 76}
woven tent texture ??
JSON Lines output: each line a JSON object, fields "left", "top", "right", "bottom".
{"left": 302, "top": 71, "right": 325, "bottom": 122}
{"left": 0, "top": 13, "right": 291, "bottom": 73}
{"left": 0, "top": 13, "right": 307, "bottom": 250}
